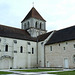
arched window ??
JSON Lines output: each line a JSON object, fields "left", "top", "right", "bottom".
{"left": 73, "top": 55, "right": 75, "bottom": 63}
{"left": 24, "top": 23, "right": 26, "bottom": 29}
{"left": 40, "top": 23, "right": 42, "bottom": 29}
{"left": 20, "top": 46, "right": 23, "bottom": 53}
{"left": 35, "top": 22, "right": 38, "bottom": 28}
{"left": 32, "top": 48, "right": 34, "bottom": 54}
{"left": 28, "top": 21, "right": 30, "bottom": 28}
{"left": 5, "top": 45, "right": 8, "bottom": 52}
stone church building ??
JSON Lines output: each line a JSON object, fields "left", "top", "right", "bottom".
{"left": 0, "top": 7, "right": 75, "bottom": 69}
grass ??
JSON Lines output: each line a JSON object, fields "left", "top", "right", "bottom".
{"left": 0, "top": 71, "right": 13, "bottom": 74}
{"left": 13, "top": 69, "right": 58, "bottom": 72}
{"left": 48, "top": 70, "right": 75, "bottom": 75}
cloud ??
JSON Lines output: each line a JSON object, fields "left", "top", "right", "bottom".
{"left": 0, "top": 0, "right": 75, "bottom": 31}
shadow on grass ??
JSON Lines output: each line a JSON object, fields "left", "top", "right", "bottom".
{"left": 0, "top": 71, "right": 13, "bottom": 74}
{"left": 13, "top": 69, "right": 59, "bottom": 72}
{"left": 48, "top": 70, "right": 75, "bottom": 75}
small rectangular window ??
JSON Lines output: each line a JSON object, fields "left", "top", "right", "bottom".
{"left": 0, "top": 38, "right": 1, "bottom": 42}
{"left": 66, "top": 42, "right": 68, "bottom": 44}
{"left": 14, "top": 51, "right": 17, "bottom": 53}
{"left": 13, "top": 40, "right": 17, "bottom": 44}
{"left": 28, "top": 52, "right": 31, "bottom": 54}
{"left": 59, "top": 44, "right": 60, "bottom": 46}
{"left": 63, "top": 47, "right": 65, "bottom": 50}
{"left": 50, "top": 46, "right": 52, "bottom": 51}
{"left": 27, "top": 42, "right": 30, "bottom": 45}
{"left": 41, "top": 42, "right": 43, "bottom": 45}
{"left": 74, "top": 44, "right": 75, "bottom": 48}
{"left": 0, "top": 50, "right": 1, "bottom": 52}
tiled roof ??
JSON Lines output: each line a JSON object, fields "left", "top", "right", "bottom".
{"left": 37, "top": 31, "right": 53, "bottom": 42}
{"left": 46, "top": 25, "right": 75, "bottom": 45}
{"left": 0, "top": 24, "right": 51, "bottom": 42}
{"left": 0, "top": 24, "right": 36, "bottom": 41}
{"left": 21, "top": 7, "right": 46, "bottom": 22}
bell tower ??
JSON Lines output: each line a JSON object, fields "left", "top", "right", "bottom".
{"left": 21, "top": 7, "right": 46, "bottom": 37}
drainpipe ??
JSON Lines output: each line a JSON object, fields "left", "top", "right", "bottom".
{"left": 44, "top": 45, "right": 45, "bottom": 67}
{"left": 37, "top": 35, "right": 38, "bottom": 68}
{"left": 43, "top": 30, "right": 56, "bottom": 67}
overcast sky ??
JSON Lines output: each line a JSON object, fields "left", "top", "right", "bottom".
{"left": 0, "top": 0, "right": 75, "bottom": 32}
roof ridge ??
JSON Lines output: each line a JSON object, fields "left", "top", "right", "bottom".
{"left": 21, "top": 7, "right": 46, "bottom": 22}
{"left": 46, "top": 25, "right": 75, "bottom": 45}
{"left": 0, "top": 24, "right": 37, "bottom": 41}
{"left": 0, "top": 24, "right": 31, "bottom": 36}
{"left": 57, "top": 25, "right": 75, "bottom": 32}
{"left": 0, "top": 24, "right": 24, "bottom": 31}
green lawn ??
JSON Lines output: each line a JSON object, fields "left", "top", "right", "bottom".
{"left": 48, "top": 70, "right": 75, "bottom": 75}
{"left": 0, "top": 71, "right": 13, "bottom": 74}
{"left": 13, "top": 69, "right": 58, "bottom": 72}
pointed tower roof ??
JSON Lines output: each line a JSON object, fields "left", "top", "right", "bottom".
{"left": 21, "top": 7, "right": 46, "bottom": 22}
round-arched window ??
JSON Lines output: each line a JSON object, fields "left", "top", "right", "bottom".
{"left": 35, "top": 22, "right": 38, "bottom": 28}
{"left": 73, "top": 55, "right": 75, "bottom": 63}
{"left": 5, "top": 45, "right": 8, "bottom": 52}
{"left": 28, "top": 21, "right": 30, "bottom": 28}
{"left": 40, "top": 23, "right": 42, "bottom": 29}
{"left": 24, "top": 23, "right": 26, "bottom": 29}
{"left": 20, "top": 46, "right": 23, "bottom": 53}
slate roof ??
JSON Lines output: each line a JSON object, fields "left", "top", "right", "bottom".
{"left": 21, "top": 7, "right": 46, "bottom": 22}
{"left": 0, "top": 24, "right": 37, "bottom": 41}
{"left": 37, "top": 31, "right": 53, "bottom": 42}
{"left": 1, "top": 24, "right": 75, "bottom": 44}
{"left": 46, "top": 25, "right": 75, "bottom": 45}
{"left": 0, "top": 24, "right": 52, "bottom": 42}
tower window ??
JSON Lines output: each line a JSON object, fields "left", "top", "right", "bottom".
{"left": 24, "top": 23, "right": 26, "bottom": 29}
{"left": 35, "top": 22, "right": 38, "bottom": 28}
{"left": 28, "top": 21, "right": 30, "bottom": 28}
{"left": 32, "top": 48, "right": 34, "bottom": 54}
{"left": 43, "top": 23, "right": 45, "bottom": 30}
{"left": 40, "top": 23, "right": 42, "bottom": 29}
{"left": 5, "top": 45, "right": 8, "bottom": 52}
{"left": 20, "top": 46, "right": 23, "bottom": 53}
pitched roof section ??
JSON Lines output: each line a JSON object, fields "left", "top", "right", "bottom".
{"left": 21, "top": 7, "right": 46, "bottom": 22}
{"left": 0, "top": 24, "right": 52, "bottom": 42}
{"left": 46, "top": 25, "right": 75, "bottom": 45}
{"left": 0, "top": 24, "right": 36, "bottom": 41}
{"left": 37, "top": 31, "right": 53, "bottom": 42}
